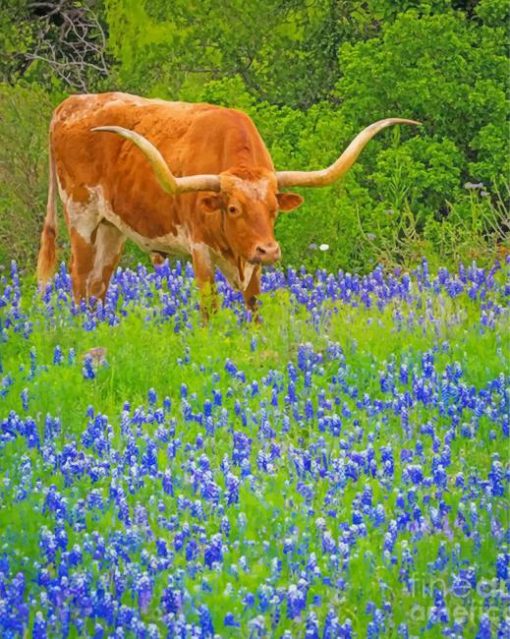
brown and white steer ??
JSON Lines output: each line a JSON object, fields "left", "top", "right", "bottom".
{"left": 37, "top": 92, "right": 418, "bottom": 314}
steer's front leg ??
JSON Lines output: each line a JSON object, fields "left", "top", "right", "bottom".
{"left": 192, "top": 247, "right": 217, "bottom": 322}
{"left": 243, "top": 265, "right": 262, "bottom": 320}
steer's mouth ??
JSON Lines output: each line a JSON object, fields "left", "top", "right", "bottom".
{"left": 248, "top": 242, "right": 281, "bottom": 265}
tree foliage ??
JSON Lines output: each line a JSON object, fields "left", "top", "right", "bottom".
{"left": 105, "top": 0, "right": 363, "bottom": 107}
{"left": 0, "top": 0, "right": 110, "bottom": 90}
{"left": 0, "top": 0, "right": 508, "bottom": 270}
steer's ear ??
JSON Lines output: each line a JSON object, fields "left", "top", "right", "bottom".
{"left": 200, "top": 194, "right": 223, "bottom": 213}
{"left": 277, "top": 192, "right": 304, "bottom": 212}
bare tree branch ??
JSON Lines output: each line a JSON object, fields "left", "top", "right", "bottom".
{"left": 19, "top": 1, "right": 111, "bottom": 91}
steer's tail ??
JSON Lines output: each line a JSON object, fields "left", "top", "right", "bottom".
{"left": 37, "top": 136, "right": 58, "bottom": 288}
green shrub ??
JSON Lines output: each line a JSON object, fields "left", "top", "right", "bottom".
{"left": 0, "top": 84, "right": 61, "bottom": 268}
{"left": 1, "top": 3, "right": 508, "bottom": 273}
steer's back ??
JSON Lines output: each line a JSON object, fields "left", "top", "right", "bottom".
{"left": 51, "top": 91, "right": 273, "bottom": 190}
{"left": 50, "top": 92, "right": 274, "bottom": 237}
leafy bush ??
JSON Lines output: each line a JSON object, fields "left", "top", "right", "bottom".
{"left": 0, "top": 84, "right": 60, "bottom": 268}
{"left": 183, "top": 67, "right": 508, "bottom": 271}
{"left": 336, "top": 10, "right": 509, "bottom": 185}
{"left": 0, "top": 2, "right": 507, "bottom": 272}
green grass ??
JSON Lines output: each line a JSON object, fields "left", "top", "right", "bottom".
{"left": 0, "top": 265, "right": 508, "bottom": 637}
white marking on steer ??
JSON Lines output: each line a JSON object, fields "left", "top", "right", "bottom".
{"left": 59, "top": 183, "right": 191, "bottom": 256}
{"left": 86, "top": 223, "right": 124, "bottom": 297}
{"left": 59, "top": 183, "right": 256, "bottom": 291}
{"left": 190, "top": 240, "right": 213, "bottom": 271}
{"left": 64, "top": 93, "right": 186, "bottom": 123}
{"left": 224, "top": 176, "right": 270, "bottom": 200}
{"left": 89, "top": 185, "right": 192, "bottom": 255}
{"left": 211, "top": 251, "right": 256, "bottom": 292}
{"left": 107, "top": 93, "right": 178, "bottom": 109}
{"left": 57, "top": 180, "right": 101, "bottom": 243}
{"left": 240, "top": 262, "right": 256, "bottom": 291}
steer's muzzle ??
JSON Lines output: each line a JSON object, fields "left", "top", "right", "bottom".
{"left": 251, "top": 242, "right": 281, "bottom": 264}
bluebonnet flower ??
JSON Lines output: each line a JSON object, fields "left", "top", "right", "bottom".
{"left": 496, "top": 553, "right": 508, "bottom": 580}
{"left": 82, "top": 355, "right": 95, "bottom": 380}
{"left": 199, "top": 604, "right": 214, "bottom": 637}
{"left": 476, "top": 614, "right": 492, "bottom": 639}
{"left": 305, "top": 611, "right": 320, "bottom": 638}
{"left": 93, "top": 623, "right": 105, "bottom": 639}
{"left": 406, "top": 464, "right": 424, "bottom": 484}
{"left": 224, "top": 612, "right": 240, "bottom": 627}
{"left": 53, "top": 345, "right": 64, "bottom": 365}
{"left": 20, "top": 388, "right": 29, "bottom": 411}
{"left": 488, "top": 458, "right": 505, "bottom": 496}
{"left": 498, "top": 619, "right": 510, "bottom": 638}
{"left": 161, "top": 584, "right": 182, "bottom": 614}
{"left": 427, "top": 588, "right": 449, "bottom": 626}
{"left": 225, "top": 472, "right": 240, "bottom": 504}
{"left": 33, "top": 611, "right": 47, "bottom": 639}
{"left": 0, "top": 258, "right": 507, "bottom": 636}
{"left": 204, "top": 533, "right": 223, "bottom": 567}
{"left": 136, "top": 573, "right": 153, "bottom": 612}
{"left": 162, "top": 470, "right": 174, "bottom": 495}
{"left": 286, "top": 583, "right": 307, "bottom": 619}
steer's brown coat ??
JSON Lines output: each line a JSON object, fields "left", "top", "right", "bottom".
{"left": 38, "top": 92, "right": 302, "bottom": 311}
{"left": 37, "top": 92, "right": 419, "bottom": 312}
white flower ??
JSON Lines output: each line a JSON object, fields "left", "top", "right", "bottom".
{"left": 319, "top": 243, "right": 329, "bottom": 251}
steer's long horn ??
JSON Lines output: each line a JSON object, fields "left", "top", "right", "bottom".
{"left": 92, "top": 126, "right": 221, "bottom": 194}
{"left": 276, "top": 118, "right": 420, "bottom": 188}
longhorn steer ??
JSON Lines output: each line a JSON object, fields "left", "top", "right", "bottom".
{"left": 37, "top": 92, "right": 418, "bottom": 314}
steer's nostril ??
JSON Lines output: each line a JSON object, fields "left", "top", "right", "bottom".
{"left": 253, "top": 243, "right": 280, "bottom": 263}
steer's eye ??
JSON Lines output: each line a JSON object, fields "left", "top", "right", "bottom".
{"left": 227, "top": 205, "right": 238, "bottom": 215}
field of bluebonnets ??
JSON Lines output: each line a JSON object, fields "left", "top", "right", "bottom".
{"left": 0, "top": 256, "right": 508, "bottom": 638}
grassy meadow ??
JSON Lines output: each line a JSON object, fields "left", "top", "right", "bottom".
{"left": 1, "top": 2, "right": 509, "bottom": 637}
{"left": 0, "top": 259, "right": 508, "bottom": 637}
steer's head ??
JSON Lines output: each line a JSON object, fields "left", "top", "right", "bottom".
{"left": 199, "top": 168, "right": 302, "bottom": 265}
{"left": 93, "top": 117, "right": 419, "bottom": 264}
